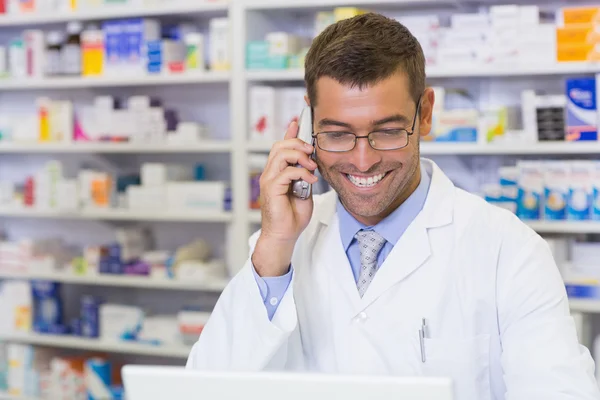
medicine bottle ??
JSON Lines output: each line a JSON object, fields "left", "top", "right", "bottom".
{"left": 45, "top": 31, "right": 64, "bottom": 76}
{"left": 62, "top": 21, "right": 83, "bottom": 75}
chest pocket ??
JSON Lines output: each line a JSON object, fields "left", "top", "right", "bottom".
{"left": 421, "top": 334, "right": 491, "bottom": 400}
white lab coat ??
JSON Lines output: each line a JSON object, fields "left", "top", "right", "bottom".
{"left": 187, "top": 158, "right": 600, "bottom": 400}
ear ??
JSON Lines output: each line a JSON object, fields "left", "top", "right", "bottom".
{"left": 304, "top": 94, "right": 311, "bottom": 107}
{"left": 418, "top": 87, "right": 435, "bottom": 137}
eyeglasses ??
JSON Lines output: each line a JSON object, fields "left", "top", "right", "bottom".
{"left": 312, "top": 98, "right": 422, "bottom": 153}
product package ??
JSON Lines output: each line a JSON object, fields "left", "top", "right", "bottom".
{"left": 543, "top": 161, "right": 569, "bottom": 220}
{"left": 565, "top": 77, "right": 598, "bottom": 141}
{"left": 517, "top": 161, "right": 544, "bottom": 220}
{"left": 568, "top": 161, "right": 593, "bottom": 220}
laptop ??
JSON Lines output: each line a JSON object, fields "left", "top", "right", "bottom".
{"left": 122, "top": 365, "right": 454, "bottom": 400}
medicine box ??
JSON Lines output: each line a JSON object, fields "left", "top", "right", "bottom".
{"left": 593, "top": 161, "right": 600, "bottom": 220}
{"left": 210, "top": 17, "right": 230, "bottom": 71}
{"left": 333, "top": 7, "right": 366, "bottom": 22}
{"left": 278, "top": 88, "right": 307, "bottom": 135}
{"left": 249, "top": 86, "right": 278, "bottom": 142}
{"left": 565, "top": 77, "right": 597, "bottom": 141}
{"left": 428, "top": 109, "right": 478, "bottom": 142}
{"left": 246, "top": 41, "right": 270, "bottom": 69}
{"left": 560, "top": 7, "right": 600, "bottom": 26}
{"left": 568, "top": 161, "right": 593, "bottom": 220}
{"left": 556, "top": 25, "right": 600, "bottom": 46}
{"left": 266, "top": 32, "right": 301, "bottom": 57}
{"left": 543, "top": 161, "right": 569, "bottom": 220}
{"left": 557, "top": 43, "right": 600, "bottom": 62}
{"left": 517, "top": 161, "right": 543, "bottom": 220}
{"left": 166, "top": 181, "right": 227, "bottom": 212}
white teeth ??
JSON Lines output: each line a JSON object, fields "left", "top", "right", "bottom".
{"left": 347, "top": 172, "right": 386, "bottom": 188}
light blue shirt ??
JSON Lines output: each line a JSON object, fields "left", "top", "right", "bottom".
{"left": 252, "top": 165, "right": 431, "bottom": 320}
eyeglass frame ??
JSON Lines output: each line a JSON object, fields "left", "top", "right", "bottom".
{"left": 310, "top": 96, "right": 423, "bottom": 153}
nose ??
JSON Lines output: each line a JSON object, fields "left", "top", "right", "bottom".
{"left": 351, "top": 136, "right": 382, "bottom": 173}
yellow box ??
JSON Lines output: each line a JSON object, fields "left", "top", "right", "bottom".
{"left": 557, "top": 43, "right": 600, "bottom": 62}
{"left": 333, "top": 7, "right": 367, "bottom": 22}
{"left": 562, "top": 7, "right": 600, "bottom": 25}
{"left": 556, "top": 24, "right": 600, "bottom": 46}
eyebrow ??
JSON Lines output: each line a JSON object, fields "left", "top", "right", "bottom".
{"left": 317, "top": 114, "right": 411, "bottom": 130}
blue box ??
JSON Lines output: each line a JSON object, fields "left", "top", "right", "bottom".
{"left": 566, "top": 77, "right": 598, "bottom": 141}
{"left": 103, "top": 21, "right": 122, "bottom": 71}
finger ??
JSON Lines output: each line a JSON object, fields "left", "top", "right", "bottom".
{"left": 283, "top": 120, "right": 299, "bottom": 140}
{"left": 271, "top": 138, "right": 314, "bottom": 155}
{"left": 263, "top": 149, "right": 317, "bottom": 181}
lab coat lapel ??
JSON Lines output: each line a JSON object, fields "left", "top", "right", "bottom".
{"left": 360, "top": 159, "right": 456, "bottom": 306}
{"left": 312, "top": 192, "right": 363, "bottom": 314}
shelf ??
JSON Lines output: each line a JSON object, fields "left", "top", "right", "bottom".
{"left": 0, "top": 72, "right": 230, "bottom": 91}
{"left": 526, "top": 221, "right": 600, "bottom": 234}
{"left": 0, "top": 141, "right": 232, "bottom": 154}
{"left": 420, "top": 141, "right": 600, "bottom": 155}
{"left": 0, "top": 208, "right": 233, "bottom": 223}
{"left": 0, "top": 332, "right": 192, "bottom": 358}
{"left": 0, "top": 271, "right": 229, "bottom": 292}
{"left": 243, "top": 0, "right": 448, "bottom": 10}
{"left": 249, "top": 140, "right": 600, "bottom": 155}
{"left": 569, "top": 299, "right": 600, "bottom": 313}
{"left": 246, "top": 63, "right": 600, "bottom": 81}
{"left": 0, "top": 2, "right": 229, "bottom": 27}
{"left": 0, "top": 393, "right": 38, "bottom": 400}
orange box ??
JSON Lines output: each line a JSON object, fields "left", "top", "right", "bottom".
{"left": 562, "top": 7, "right": 600, "bottom": 25}
{"left": 557, "top": 24, "right": 600, "bottom": 46}
{"left": 557, "top": 43, "right": 600, "bottom": 62}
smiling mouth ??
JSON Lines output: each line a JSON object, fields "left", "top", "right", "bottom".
{"left": 345, "top": 172, "right": 389, "bottom": 188}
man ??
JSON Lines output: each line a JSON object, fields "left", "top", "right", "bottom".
{"left": 187, "top": 13, "right": 600, "bottom": 399}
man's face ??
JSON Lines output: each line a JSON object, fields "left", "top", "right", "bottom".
{"left": 310, "top": 71, "right": 434, "bottom": 225}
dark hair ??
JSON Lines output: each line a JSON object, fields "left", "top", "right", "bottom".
{"left": 304, "top": 12, "right": 425, "bottom": 107}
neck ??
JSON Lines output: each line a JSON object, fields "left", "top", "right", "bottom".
{"left": 350, "top": 166, "right": 422, "bottom": 226}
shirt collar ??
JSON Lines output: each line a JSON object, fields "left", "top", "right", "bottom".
{"left": 337, "top": 162, "right": 431, "bottom": 251}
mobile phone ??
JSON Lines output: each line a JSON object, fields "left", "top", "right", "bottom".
{"left": 291, "top": 106, "right": 315, "bottom": 200}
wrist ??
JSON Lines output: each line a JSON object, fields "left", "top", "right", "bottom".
{"left": 252, "top": 235, "right": 295, "bottom": 277}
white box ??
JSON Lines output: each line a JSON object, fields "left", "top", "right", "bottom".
{"left": 266, "top": 32, "right": 301, "bottom": 56}
{"left": 450, "top": 13, "right": 490, "bottom": 29}
{"left": 166, "top": 181, "right": 227, "bottom": 212}
{"left": 249, "top": 86, "right": 278, "bottom": 142}
{"left": 141, "top": 163, "right": 193, "bottom": 187}
{"left": 277, "top": 87, "right": 307, "bottom": 135}
{"left": 209, "top": 17, "right": 230, "bottom": 71}
{"left": 56, "top": 180, "right": 78, "bottom": 211}
{"left": 138, "top": 186, "right": 166, "bottom": 210}
{"left": 395, "top": 15, "right": 440, "bottom": 31}
{"left": 23, "top": 30, "right": 44, "bottom": 78}
{"left": 519, "top": 5, "right": 540, "bottom": 26}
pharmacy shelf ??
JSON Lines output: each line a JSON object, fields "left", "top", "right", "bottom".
{"left": 526, "top": 221, "right": 600, "bottom": 234}
{"left": 249, "top": 140, "right": 600, "bottom": 156}
{"left": 0, "top": 208, "right": 233, "bottom": 223}
{"left": 0, "top": 141, "right": 232, "bottom": 154}
{"left": 0, "top": 271, "right": 229, "bottom": 292}
{"left": 246, "top": 62, "right": 600, "bottom": 81}
{"left": 420, "top": 141, "right": 600, "bottom": 155}
{"left": 0, "top": 393, "right": 37, "bottom": 400}
{"left": 0, "top": 333, "right": 192, "bottom": 359}
{"left": 0, "top": 72, "right": 230, "bottom": 91}
{"left": 569, "top": 299, "right": 600, "bottom": 314}
{"left": 0, "top": 2, "right": 229, "bottom": 27}
{"left": 243, "top": 0, "right": 451, "bottom": 10}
